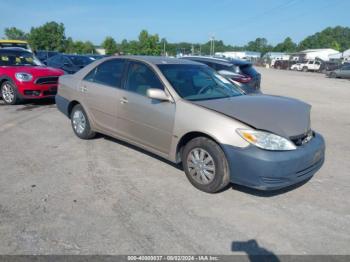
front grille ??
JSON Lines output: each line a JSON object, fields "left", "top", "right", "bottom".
{"left": 43, "top": 87, "right": 57, "bottom": 96}
{"left": 290, "top": 130, "right": 314, "bottom": 146}
{"left": 35, "top": 76, "right": 59, "bottom": 85}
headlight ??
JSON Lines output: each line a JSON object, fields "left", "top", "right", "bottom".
{"left": 15, "top": 72, "right": 33, "bottom": 82}
{"left": 236, "top": 129, "right": 297, "bottom": 151}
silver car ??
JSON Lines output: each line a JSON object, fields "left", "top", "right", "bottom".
{"left": 327, "top": 63, "right": 350, "bottom": 79}
{"left": 56, "top": 56, "right": 325, "bottom": 193}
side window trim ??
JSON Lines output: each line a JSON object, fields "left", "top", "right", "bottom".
{"left": 83, "top": 59, "right": 126, "bottom": 89}
{"left": 123, "top": 60, "right": 165, "bottom": 97}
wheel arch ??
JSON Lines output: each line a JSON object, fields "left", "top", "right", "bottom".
{"left": 175, "top": 131, "right": 222, "bottom": 163}
{"left": 0, "top": 75, "right": 15, "bottom": 87}
{"left": 67, "top": 100, "right": 81, "bottom": 118}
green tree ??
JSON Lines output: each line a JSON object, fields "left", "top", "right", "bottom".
{"left": 138, "top": 30, "right": 161, "bottom": 55}
{"left": 64, "top": 37, "right": 75, "bottom": 53}
{"left": 102, "top": 36, "right": 118, "bottom": 55}
{"left": 73, "top": 41, "right": 95, "bottom": 54}
{"left": 4, "top": 27, "right": 27, "bottom": 40}
{"left": 245, "top": 37, "right": 272, "bottom": 55}
{"left": 273, "top": 37, "right": 297, "bottom": 52}
{"left": 28, "top": 21, "right": 66, "bottom": 51}
{"left": 298, "top": 26, "right": 350, "bottom": 52}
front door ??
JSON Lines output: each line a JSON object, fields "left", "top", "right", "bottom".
{"left": 116, "top": 61, "right": 175, "bottom": 155}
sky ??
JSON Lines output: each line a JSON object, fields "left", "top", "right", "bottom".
{"left": 0, "top": 0, "right": 349, "bottom": 46}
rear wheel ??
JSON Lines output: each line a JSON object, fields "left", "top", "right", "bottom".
{"left": 302, "top": 67, "right": 308, "bottom": 72}
{"left": 1, "top": 81, "right": 20, "bottom": 105}
{"left": 70, "top": 104, "right": 96, "bottom": 139}
{"left": 182, "top": 137, "right": 230, "bottom": 193}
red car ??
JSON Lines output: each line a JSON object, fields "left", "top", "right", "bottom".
{"left": 0, "top": 48, "right": 64, "bottom": 104}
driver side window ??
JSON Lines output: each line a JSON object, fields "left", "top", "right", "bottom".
{"left": 125, "top": 62, "right": 164, "bottom": 96}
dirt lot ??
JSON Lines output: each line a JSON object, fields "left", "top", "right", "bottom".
{"left": 0, "top": 68, "right": 349, "bottom": 255}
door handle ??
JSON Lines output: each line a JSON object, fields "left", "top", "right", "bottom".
{"left": 120, "top": 97, "right": 128, "bottom": 104}
{"left": 80, "top": 85, "right": 88, "bottom": 92}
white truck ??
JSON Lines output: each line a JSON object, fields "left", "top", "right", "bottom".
{"left": 290, "top": 60, "right": 321, "bottom": 72}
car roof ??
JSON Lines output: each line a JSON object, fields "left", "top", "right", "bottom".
{"left": 99, "top": 55, "right": 204, "bottom": 66}
{"left": 181, "top": 56, "right": 252, "bottom": 67}
{"left": 0, "top": 40, "right": 28, "bottom": 44}
{"left": 0, "top": 47, "right": 31, "bottom": 55}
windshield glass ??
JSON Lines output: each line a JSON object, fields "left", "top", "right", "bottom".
{"left": 158, "top": 64, "right": 243, "bottom": 101}
{"left": 68, "top": 56, "right": 94, "bottom": 66}
{"left": 0, "top": 51, "right": 42, "bottom": 66}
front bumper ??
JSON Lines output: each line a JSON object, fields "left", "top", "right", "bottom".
{"left": 55, "top": 95, "right": 70, "bottom": 117}
{"left": 18, "top": 84, "right": 58, "bottom": 99}
{"left": 222, "top": 133, "right": 325, "bottom": 190}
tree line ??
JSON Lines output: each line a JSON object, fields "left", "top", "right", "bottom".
{"left": 3, "top": 21, "right": 350, "bottom": 56}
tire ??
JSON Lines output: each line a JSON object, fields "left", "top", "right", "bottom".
{"left": 1, "top": 81, "right": 20, "bottom": 105}
{"left": 182, "top": 137, "right": 230, "bottom": 193}
{"left": 329, "top": 72, "right": 337, "bottom": 78}
{"left": 70, "top": 104, "right": 96, "bottom": 139}
{"left": 302, "top": 67, "right": 308, "bottom": 72}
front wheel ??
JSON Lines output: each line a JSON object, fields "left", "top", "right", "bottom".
{"left": 302, "top": 67, "right": 308, "bottom": 72}
{"left": 182, "top": 137, "right": 230, "bottom": 193}
{"left": 329, "top": 72, "right": 337, "bottom": 78}
{"left": 1, "top": 81, "right": 20, "bottom": 105}
{"left": 70, "top": 104, "right": 96, "bottom": 139}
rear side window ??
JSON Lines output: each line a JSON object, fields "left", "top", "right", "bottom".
{"left": 240, "top": 65, "right": 258, "bottom": 76}
{"left": 84, "top": 59, "right": 125, "bottom": 88}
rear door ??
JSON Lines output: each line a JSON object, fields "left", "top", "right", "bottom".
{"left": 80, "top": 59, "right": 125, "bottom": 133}
{"left": 116, "top": 60, "right": 175, "bottom": 154}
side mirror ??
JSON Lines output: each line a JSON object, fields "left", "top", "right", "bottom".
{"left": 147, "top": 88, "right": 172, "bottom": 102}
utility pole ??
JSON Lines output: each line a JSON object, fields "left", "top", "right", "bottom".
{"left": 213, "top": 36, "right": 215, "bottom": 56}
{"left": 209, "top": 35, "right": 215, "bottom": 56}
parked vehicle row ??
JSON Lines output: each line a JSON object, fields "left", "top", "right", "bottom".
{"left": 181, "top": 56, "right": 261, "bottom": 94}
{"left": 273, "top": 57, "right": 350, "bottom": 79}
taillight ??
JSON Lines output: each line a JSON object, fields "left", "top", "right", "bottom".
{"left": 231, "top": 74, "right": 252, "bottom": 83}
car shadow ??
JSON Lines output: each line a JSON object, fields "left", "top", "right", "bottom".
{"left": 15, "top": 98, "right": 56, "bottom": 111}
{"left": 93, "top": 134, "right": 311, "bottom": 196}
{"left": 101, "top": 134, "right": 183, "bottom": 171}
{"left": 231, "top": 239, "right": 280, "bottom": 262}
{"left": 231, "top": 178, "right": 311, "bottom": 197}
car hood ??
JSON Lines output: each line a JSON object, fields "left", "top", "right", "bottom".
{"left": 5, "top": 66, "right": 64, "bottom": 76}
{"left": 192, "top": 95, "right": 311, "bottom": 138}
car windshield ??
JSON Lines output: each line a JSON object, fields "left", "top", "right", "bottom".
{"left": 0, "top": 51, "right": 42, "bottom": 66}
{"left": 68, "top": 56, "right": 94, "bottom": 66}
{"left": 158, "top": 64, "right": 243, "bottom": 101}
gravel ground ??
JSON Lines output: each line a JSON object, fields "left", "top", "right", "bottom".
{"left": 0, "top": 68, "right": 349, "bottom": 255}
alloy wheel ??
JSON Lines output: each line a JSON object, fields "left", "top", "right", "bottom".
{"left": 187, "top": 148, "right": 216, "bottom": 185}
{"left": 72, "top": 110, "right": 86, "bottom": 134}
{"left": 2, "top": 83, "right": 15, "bottom": 103}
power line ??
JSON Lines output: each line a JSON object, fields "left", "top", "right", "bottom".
{"left": 214, "top": 0, "right": 300, "bottom": 33}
